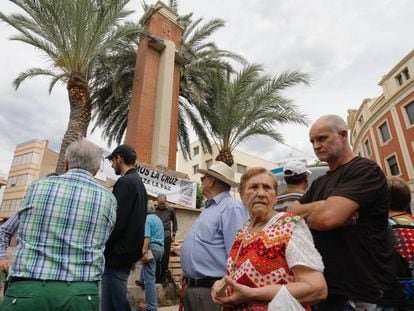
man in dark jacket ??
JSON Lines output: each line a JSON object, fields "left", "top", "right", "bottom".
{"left": 155, "top": 193, "right": 177, "bottom": 284}
{"left": 101, "top": 144, "right": 147, "bottom": 311}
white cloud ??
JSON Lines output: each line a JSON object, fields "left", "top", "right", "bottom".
{"left": 0, "top": 0, "right": 413, "bottom": 173}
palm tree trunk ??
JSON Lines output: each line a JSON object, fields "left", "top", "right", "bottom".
{"left": 55, "top": 72, "right": 91, "bottom": 174}
{"left": 215, "top": 148, "right": 234, "bottom": 167}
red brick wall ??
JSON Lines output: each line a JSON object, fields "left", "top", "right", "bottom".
{"left": 125, "top": 10, "right": 182, "bottom": 169}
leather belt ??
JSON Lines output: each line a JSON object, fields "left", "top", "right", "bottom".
{"left": 185, "top": 277, "right": 220, "bottom": 288}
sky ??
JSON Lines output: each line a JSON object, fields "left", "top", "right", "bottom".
{"left": 0, "top": 0, "right": 413, "bottom": 175}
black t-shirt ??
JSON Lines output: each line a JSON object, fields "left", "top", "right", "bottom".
{"left": 155, "top": 206, "right": 177, "bottom": 237}
{"left": 300, "top": 156, "right": 405, "bottom": 304}
{"left": 105, "top": 168, "right": 148, "bottom": 268}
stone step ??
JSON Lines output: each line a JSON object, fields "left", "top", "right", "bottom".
{"left": 128, "top": 264, "right": 181, "bottom": 308}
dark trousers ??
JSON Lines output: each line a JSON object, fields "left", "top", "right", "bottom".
{"left": 184, "top": 286, "right": 221, "bottom": 311}
{"left": 156, "top": 236, "right": 171, "bottom": 283}
{"left": 101, "top": 266, "right": 131, "bottom": 311}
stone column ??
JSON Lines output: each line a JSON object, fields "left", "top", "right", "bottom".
{"left": 125, "top": 1, "right": 184, "bottom": 169}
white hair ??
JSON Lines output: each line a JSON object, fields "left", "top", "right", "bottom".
{"left": 65, "top": 140, "right": 102, "bottom": 173}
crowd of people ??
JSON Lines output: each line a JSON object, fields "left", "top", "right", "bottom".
{"left": 0, "top": 113, "right": 413, "bottom": 311}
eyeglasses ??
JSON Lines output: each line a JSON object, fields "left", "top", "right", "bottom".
{"left": 200, "top": 175, "right": 209, "bottom": 182}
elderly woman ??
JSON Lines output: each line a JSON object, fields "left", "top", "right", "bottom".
{"left": 212, "top": 167, "right": 327, "bottom": 310}
{"left": 387, "top": 176, "right": 414, "bottom": 273}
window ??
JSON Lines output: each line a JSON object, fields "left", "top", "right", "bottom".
{"left": 358, "top": 115, "right": 364, "bottom": 126}
{"left": 405, "top": 101, "right": 414, "bottom": 125}
{"left": 386, "top": 155, "right": 400, "bottom": 176}
{"left": 193, "top": 146, "right": 199, "bottom": 156}
{"left": 236, "top": 164, "right": 247, "bottom": 174}
{"left": 7, "top": 174, "right": 34, "bottom": 187}
{"left": 0, "top": 199, "right": 22, "bottom": 212}
{"left": 403, "top": 68, "right": 411, "bottom": 80}
{"left": 193, "top": 164, "right": 199, "bottom": 175}
{"left": 396, "top": 74, "right": 403, "bottom": 86}
{"left": 205, "top": 159, "right": 212, "bottom": 169}
{"left": 364, "top": 140, "right": 371, "bottom": 157}
{"left": 12, "top": 152, "right": 40, "bottom": 167}
{"left": 0, "top": 200, "right": 10, "bottom": 211}
{"left": 379, "top": 121, "right": 391, "bottom": 143}
{"left": 396, "top": 68, "right": 410, "bottom": 86}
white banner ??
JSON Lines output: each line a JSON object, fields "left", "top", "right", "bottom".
{"left": 135, "top": 165, "right": 197, "bottom": 208}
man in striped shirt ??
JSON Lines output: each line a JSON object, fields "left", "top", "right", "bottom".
{"left": 273, "top": 160, "right": 311, "bottom": 211}
{"left": 0, "top": 140, "right": 117, "bottom": 310}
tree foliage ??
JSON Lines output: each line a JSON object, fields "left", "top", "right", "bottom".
{"left": 192, "top": 64, "right": 310, "bottom": 166}
{"left": 0, "top": 0, "right": 143, "bottom": 173}
{"left": 91, "top": 0, "right": 244, "bottom": 159}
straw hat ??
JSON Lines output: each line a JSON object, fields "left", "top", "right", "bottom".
{"left": 198, "top": 161, "right": 238, "bottom": 187}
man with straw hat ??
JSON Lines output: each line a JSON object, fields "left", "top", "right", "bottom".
{"left": 180, "top": 161, "right": 248, "bottom": 311}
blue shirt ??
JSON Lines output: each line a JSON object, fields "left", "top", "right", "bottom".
{"left": 180, "top": 191, "right": 248, "bottom": 278}
{"left": 145, "top": 213, "right": 164, "bottom": 246}
{"left": 10, "top": 169, "right": 117, "bottom": 281}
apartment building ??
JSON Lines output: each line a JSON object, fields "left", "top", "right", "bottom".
{"left": 348, "top": 49, "right": 414, "bottom": 198}
{"left": 0, "top": 140, "right": 58, "bottom": 219}
{"left": 0, "top": 174, "right": 7, "bottom": 216}
{"left": 176, "top": 141, "right": 277, "bottom": 189}
{"left": 0, "top": 140, "right": 116, "bottom": 220}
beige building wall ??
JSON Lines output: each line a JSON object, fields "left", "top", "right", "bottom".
{"left": 348, "top": 49, "right": 414, "bottom": 209}
{"left": 177, "top": 141, "right": 276, "bottom": 198}
{"left": 0, "top": 175, "right": 7, "bottom": 218}
{"left": 0, "top": 140, "right": 55, "bottom": 219}
{"left": 0, "top": 140, "right": 116, "bottom": 220}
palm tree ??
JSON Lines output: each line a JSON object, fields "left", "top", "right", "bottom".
{"left": 192, "top": 64, "right": 310, "bottom": 167}
{"left": 0, "top": 0, "right": 143, "bottom": 173}
{"left": 91, "top": 1, "right": 244, "bottom": 159}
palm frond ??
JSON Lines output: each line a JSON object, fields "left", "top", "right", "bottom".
{"left": 13, "top": 67, "right": 60, "bottom": 89}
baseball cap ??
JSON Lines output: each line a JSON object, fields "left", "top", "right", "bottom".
{"left": 106, "top": 144, "right": 136, "bottom": 162}
{"left": 284, "top": 160, "right": 312, "bottom": 177}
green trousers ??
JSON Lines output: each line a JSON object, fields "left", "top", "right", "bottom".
{"left": 0, "top": 279, "right": 99, "bottom": 311}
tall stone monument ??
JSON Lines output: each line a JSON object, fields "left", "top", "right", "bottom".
{"left": 125, "top": 1, "right": 185, "bottom": 170}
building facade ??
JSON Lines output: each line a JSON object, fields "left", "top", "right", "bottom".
{"left": 0, "top": 174, "right": 7, "bottom": 217}
{"left": 348, "top": 49, "right": 414, "bottom": 200}
{"left": 0, "top": 140, "right": 58, "bottom": 219}
{"left": 176, "top": 141, "right": 277, "bottom": 193}
{"left": 0, "top": 140, "right": 116, "bottom": 220}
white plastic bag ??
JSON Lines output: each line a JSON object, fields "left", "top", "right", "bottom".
{"left": 268, "top": 285, "right": 306, "bottom": 311}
